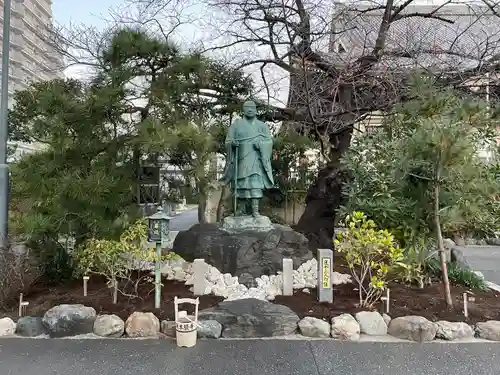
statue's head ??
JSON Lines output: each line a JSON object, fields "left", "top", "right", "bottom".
{"left": 243, "top": 100, "right": 257, "bottom": 119}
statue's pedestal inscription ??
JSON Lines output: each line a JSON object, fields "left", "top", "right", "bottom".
{"left": 221, "top": 215, "right": 273, "bottom": 233}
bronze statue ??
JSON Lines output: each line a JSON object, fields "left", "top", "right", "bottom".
{"left": 221, "top": 101, "right": 274, "bottom": 217}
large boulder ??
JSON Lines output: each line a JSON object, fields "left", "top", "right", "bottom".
{"left": 487, "top": 238, "right": 500, "bottom": 246}
{"left": 172, "top": 223, "right": 313, "bottom": 278}
{"left": 475, "top": 321, "right": 500, "bottom": 341}
{"left": 16, "top": 316, "right": 48, "bottom": 337}
{"left": 199, "top": 298, "right": 299, "bottom": 338}
{"left": 330, "top": 314, "right": 360, "bottom": 341}
{"left": 93, "top": 314, "right": 125, "bottom": 338}
{"left": 450, "top": 247, "right": 470, "bottom": 269}
{"left": 388, "top": 316, "right": 437, "bottom": 342}
{"left": 197, "top": 320, "right": 222, "bottom": 339}
{"left": 0, "top": 317, "right": 16, "bottom": 336}
{"left": 435, "top": 321, "right": 474, "bottom": 341}
{"left": 298, "top": 317, "right": 330, "bottom": 338}
{"left": 42, "top": 304, "right": 96, "bottom": 338}
{"left": 355, "top": 311, "right": 387, "bottom": 335}
{"left": 125, "top": 312, "right": 160, "bottom": 338}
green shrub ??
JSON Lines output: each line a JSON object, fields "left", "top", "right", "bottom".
{"left": 447, "top": 263, "right": 487, "bottom": 290}
{"left": 73, "top": 220, "right": 179, "bottom": 302}
{"left": 427, "top": 259, "right": 487, "bottom": 290}
{"left": 393, "top": 240, "right": 434, "bottom": 288}
{"left": 335, "top": 211, "right": 404, "bottom": 307}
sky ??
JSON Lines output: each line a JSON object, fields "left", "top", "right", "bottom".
{"left": 50, "top": 0, "right": 215, "bottom": 83}
{"left": 52, "top": 0, "right": 124, "bottom": 30}
{"left": 50, "top": 0, "right": 468, "bottom": 107}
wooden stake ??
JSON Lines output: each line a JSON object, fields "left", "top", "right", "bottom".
{"left": 380, "top": 289, "right": 390, "bottom": 314}
{"left": 463, "top": 292, "right": 468, "bottom": 318}
{"left": 18, "top": 294, "right": 29, "bottom": 317}
{"left": 83, "top": 276, "right": 89, "bottom": 297}
{"left": 18, "top": 293, "right": 23, "bottom": 317}
{"left": 386, "top": 289, "right": 390, "bottom": 313}
{"left": 113, "top": 279, "right": 118, "bottom": 304}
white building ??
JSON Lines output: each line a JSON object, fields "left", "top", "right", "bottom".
{"left": 0, "top": 0, "right": 62, "bottom": 158}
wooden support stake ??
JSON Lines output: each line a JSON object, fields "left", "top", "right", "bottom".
{"left": 83, "top": 276, "right": 90, "bottom": 297}
{"left": 386, "top": 288, "right": 390, "bottom": 313}
{"left": 18, "top": 293, "right": 23, "bottom": 317}
{"left": 113, "top": 279, "right": 118, "bottom": 304}
{"left": 20, "top": 302, "right": 29, "bottom": 317}
{"left": 463, "top": 292, "right": 468, "bottom": 318}
{"left": 18, "top": 294, "right": 29, "bottom": 317}
{"left": 381, "top": 289, "right": 390, "bottom": 314}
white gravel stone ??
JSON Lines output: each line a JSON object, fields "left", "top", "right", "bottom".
{"left": 156, "top": 257, "right": 352, "bottom": 303}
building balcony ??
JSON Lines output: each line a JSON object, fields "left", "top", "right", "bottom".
{"left": 24, "top": 2, "right": 50, "bottom": 28}
{"left": 30, "top": 0, "right": 52, "bottom": 18}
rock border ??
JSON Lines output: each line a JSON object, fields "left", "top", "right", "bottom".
{"left": 1, "top": 303, "right": 500, "bottom": 342}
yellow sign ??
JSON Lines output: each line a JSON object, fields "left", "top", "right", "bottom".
{"left": 321, "top": 258, "right": 331, "bottom": 289}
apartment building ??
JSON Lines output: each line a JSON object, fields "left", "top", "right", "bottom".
{"left": 0, "top": 0, "right": 62, "bottom": 103}
{"left": 0, "top": 0, "right": 62, "bottom": 160}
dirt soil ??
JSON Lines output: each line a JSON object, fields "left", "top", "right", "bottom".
{"left": 1, "top": 272, "right": 224, "bottom": 322}
{"left": 2, "top": 267, "right": 500, "bottom": 325}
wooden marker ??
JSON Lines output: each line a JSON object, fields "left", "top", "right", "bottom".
{"left": 18, "top": 293, "right": 29, "bottom": 317}
{"left": 380, "top": 289, "right": 390, "bottom": 313}
{"left": 463, "top": 292, "right": 468, "bottom": 318}
{"left": 83, "top": 276, "right": 90, "bottom": 297}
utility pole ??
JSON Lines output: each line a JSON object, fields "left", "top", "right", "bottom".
{"left": 0, "top": 0, "right": 11, "bottom": 246}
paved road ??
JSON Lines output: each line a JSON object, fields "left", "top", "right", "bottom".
{"left": 169, "top": 207, "right": 198, "bottom": 231}
{"left": 456, "top": 246, "right": 500, "bottom": 285}
{"left": 1, "top": 339, "right": 500, "bottom": 375}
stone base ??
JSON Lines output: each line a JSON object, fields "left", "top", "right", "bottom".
{"left": 172, "top": 223, "right": 312, "bottom": 278}
{"left": 221, "top": 215, "right": 273, "bottom": 233}
{"left": 199, "top": 298, "right": 299, "bottom": 338}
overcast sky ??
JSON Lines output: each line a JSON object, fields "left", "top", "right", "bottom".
{"left": 50, "top": 0, "right": 469, "bottom": 107}
{"left": 52, "top": 0, "right": 123, "bottom": 29}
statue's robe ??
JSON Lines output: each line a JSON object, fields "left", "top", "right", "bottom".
{"left": 220, "top": 117, "right": 274, "bottom": 198}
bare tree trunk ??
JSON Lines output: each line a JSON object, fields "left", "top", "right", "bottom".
{"left": 198, "top": 194, "right": 207, "bottom": 224}
{"left": 434, "top": 183, "right": 453, "bottom": 308}
{"left": 295, "top": 128, "right": 352, "bottom": 252}
{"left": 216, "top": 185, "right": 230, "bottom": 222}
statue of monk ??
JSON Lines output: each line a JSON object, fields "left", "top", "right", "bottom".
{"left": 220, "top": 101, "right": 274, "bottom": 217}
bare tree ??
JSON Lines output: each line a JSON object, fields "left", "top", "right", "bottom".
{"left": 72, "top": 0, "right": 500, "bottom": 248}
{"left": 188, "top": 0, "right": 500, "bottom": 248}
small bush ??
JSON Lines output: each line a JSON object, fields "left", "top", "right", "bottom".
{"left": 0, "top": 244, "right": 42, "bottom": 308}
{"left": 73, "top": 220, "right": 177, "bottom": 303}
{"left": 335, "top": 211, "right": 404, "bottom": 307}
{"left": 393, "top": 240, "right": 434, "bottom": 288}
{"left": 426, "top": 259, "right": 487, "bottom": 290}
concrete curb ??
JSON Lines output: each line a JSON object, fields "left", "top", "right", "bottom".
{"left": 0, "top": 334, "right": 494, "bottom": 344}
{"left": 485, "top": 280, "right": 500, "bottom": 293}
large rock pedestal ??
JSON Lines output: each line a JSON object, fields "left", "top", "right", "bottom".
{"left": 199, "top": 298, "right": 299, "bottom": 338}
{"left": 172, "top": 219, "right": 312, "bottom": 278}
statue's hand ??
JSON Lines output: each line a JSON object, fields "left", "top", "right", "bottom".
{"left": 231, "top": 140, "right": 239, "bottom": 147}
{"left": 253, "top": 142, "right": 260, "bottom": 150}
